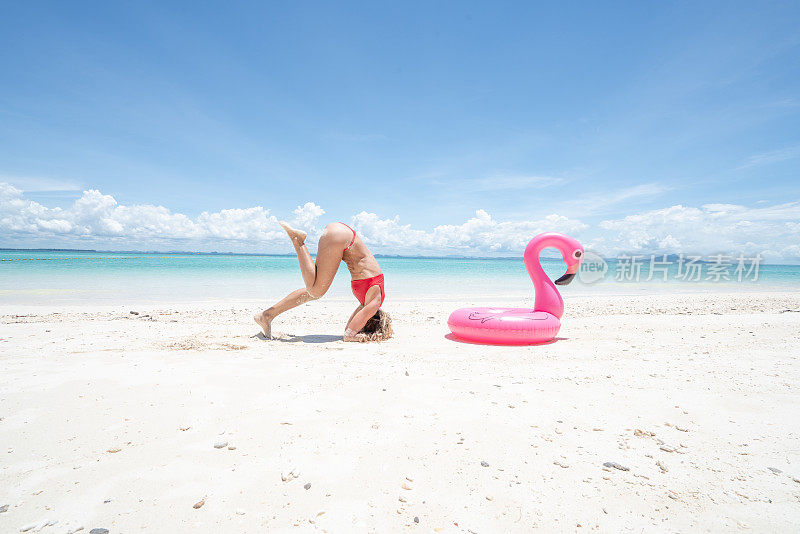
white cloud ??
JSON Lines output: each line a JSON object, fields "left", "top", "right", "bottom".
{"left": 291, "top": 202, "right": 325, "bottom": 229}
{"left": 0, "top": 182, "right": 283, "bottom": 246}
{"left": 469, "top": 174, "right": 562, "bottom": 191}
{"left": 196, "top": 207, "right": 279, "bottom": 241}
{"left": 597, "top": 202, "right": 800, "bottom": 260}
{"left": 0, "top": 175, "right": 81, "bottom": 192}
{"left": 2, "top": 182, "right": 799, "bottom": 260}
{"left": 352, "top": 209, "right": 588, "bottom": 254}
{"left": 555, "top": 182, "right": 670, "bottom": 215}
{"left": 737, "top": 144, "right": 800, "bottom": 169}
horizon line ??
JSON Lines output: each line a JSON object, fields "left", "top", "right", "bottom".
{"left": 1, "top": 248, "right": 798, "bottom": 266}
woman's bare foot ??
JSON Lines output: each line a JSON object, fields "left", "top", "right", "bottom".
{"left": 254, "top": 311, "right": 274, "bottom": 338}
{"left": 279, "top": 221, "right": 307, "bottom": 246}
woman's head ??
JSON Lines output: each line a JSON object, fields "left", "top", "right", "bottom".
{"left": 359, "top": 309, "right": 393, "bottom": 341}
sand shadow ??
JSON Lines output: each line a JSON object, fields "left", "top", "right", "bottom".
{"left": 253, "top": 332, "right": 341, "bottom": 344}
{"left": 444, "top": 333, "right": 567, "bottom": 346}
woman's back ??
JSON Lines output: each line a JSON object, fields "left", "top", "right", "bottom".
{"left": 343, "top": 236, "right": 381, "bottom": 279}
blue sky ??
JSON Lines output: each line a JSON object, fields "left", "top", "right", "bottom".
{"left": 1, "top": 1, "right": 799, "bottom": 257}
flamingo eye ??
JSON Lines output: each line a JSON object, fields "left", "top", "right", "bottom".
{"left": 573, "top": 250, "right": 583, "bottom": 259}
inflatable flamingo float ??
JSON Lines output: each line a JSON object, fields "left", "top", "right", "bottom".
{"left": 447, "top": 232, "right": 584, "bottom": 345}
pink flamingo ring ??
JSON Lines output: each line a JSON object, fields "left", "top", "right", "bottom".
{"left": 447, "top": 232, "right": 584, "bottom": 345}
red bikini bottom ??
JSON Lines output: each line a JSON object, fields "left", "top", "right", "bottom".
{"left": 351, "top": 274, "right": 385, "bottom": 306}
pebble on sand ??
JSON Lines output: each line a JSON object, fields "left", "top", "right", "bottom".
{"left": 304, "top": 483, "right": 311, "bottom": 490}
{"left": 480, "top": 461, "right": 489, "bottom": 467}
{"left": 89, "top": 529, "right": 109, "bottom": 534}
{"left": 767, "top": 467, "right": 782, "bottom": 474}
{"left": 603, "top": 462, "right": 630, "bottom": 471}
{"left": 21, "top": 519, "right": 56, "bottom": 530}
{"left": 281, "top": 469, "right": 300, "bottom": 482}
{"left": 193, "top": 497, "right": 206, "bottom": 509}
{"left": 0, "top": 504, "right": 8, "bottom": 513}
{"left": 213, "top": 440, "right": 228, "bottom": 449}
{"left": 414, "top": 516, "right": 420, "bottom": 523}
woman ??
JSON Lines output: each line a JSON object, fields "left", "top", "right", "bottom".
{"left": 254, "top": 221, "right": 392, "bottom": 342}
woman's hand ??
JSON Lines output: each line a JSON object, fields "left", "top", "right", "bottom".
{"left": 343, "top": 289, "right": 381, "bottom": 341}
{"left": 343, "top": 329, "right": 367, "bottom": 342}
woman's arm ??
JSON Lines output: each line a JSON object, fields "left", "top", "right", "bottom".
{"left": 343, "top": 287, "right": 381, "bottom": 341}
{"left": 343, "top": 304, "right": 363, "bottom": 334}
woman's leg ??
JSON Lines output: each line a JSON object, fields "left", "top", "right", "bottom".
{"left": 255, "top": 222, "right": 348, "bottom": 337}
{"left": 292, "top": 238, "right": 320, "bottom": 290}
{"left": 254, "top": 288, "right": 315, "bottom": 337}
{"left": 284, "top": 222, "right": 347, "bottom": 298}
{"left": 280, "top": 222, "right": 317, "bottom": 288}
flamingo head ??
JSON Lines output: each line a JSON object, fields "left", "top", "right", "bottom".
{"left": 553, "top": 234, "right": 585, "bottom": 285}
{"left": 525, "top": 232, "right": 585, "bottom": 286}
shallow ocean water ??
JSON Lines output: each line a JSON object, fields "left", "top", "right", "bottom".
{"left": 1, "top": 250, "right": 798, "bottom": 306}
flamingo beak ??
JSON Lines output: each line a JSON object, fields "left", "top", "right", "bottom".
{"left": 554, "top": 263, "right": 579, "bottom": 286}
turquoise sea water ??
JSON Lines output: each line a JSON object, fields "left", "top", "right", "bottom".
{"left": 1, "top": 250, "right": 799, "bottom": 305}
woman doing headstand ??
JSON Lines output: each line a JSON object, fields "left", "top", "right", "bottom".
{"left": 254, "top": 221, "right": 392, "bottom": 342}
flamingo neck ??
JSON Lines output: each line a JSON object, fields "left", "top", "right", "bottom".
{"left": 527, "top": 245, "right": 564, "bottom": 319}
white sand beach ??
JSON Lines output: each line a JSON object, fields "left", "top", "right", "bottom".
{"left": 2, "top": 291, "right": 800, "bottom": 532}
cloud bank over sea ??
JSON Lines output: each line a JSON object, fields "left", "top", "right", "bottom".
{"left": 2, "top": 182, "right": 799, "bottom": 261}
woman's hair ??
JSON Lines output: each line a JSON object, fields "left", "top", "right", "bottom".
{"left": 359, "top": 309, "right": 393, "bottom": 342}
